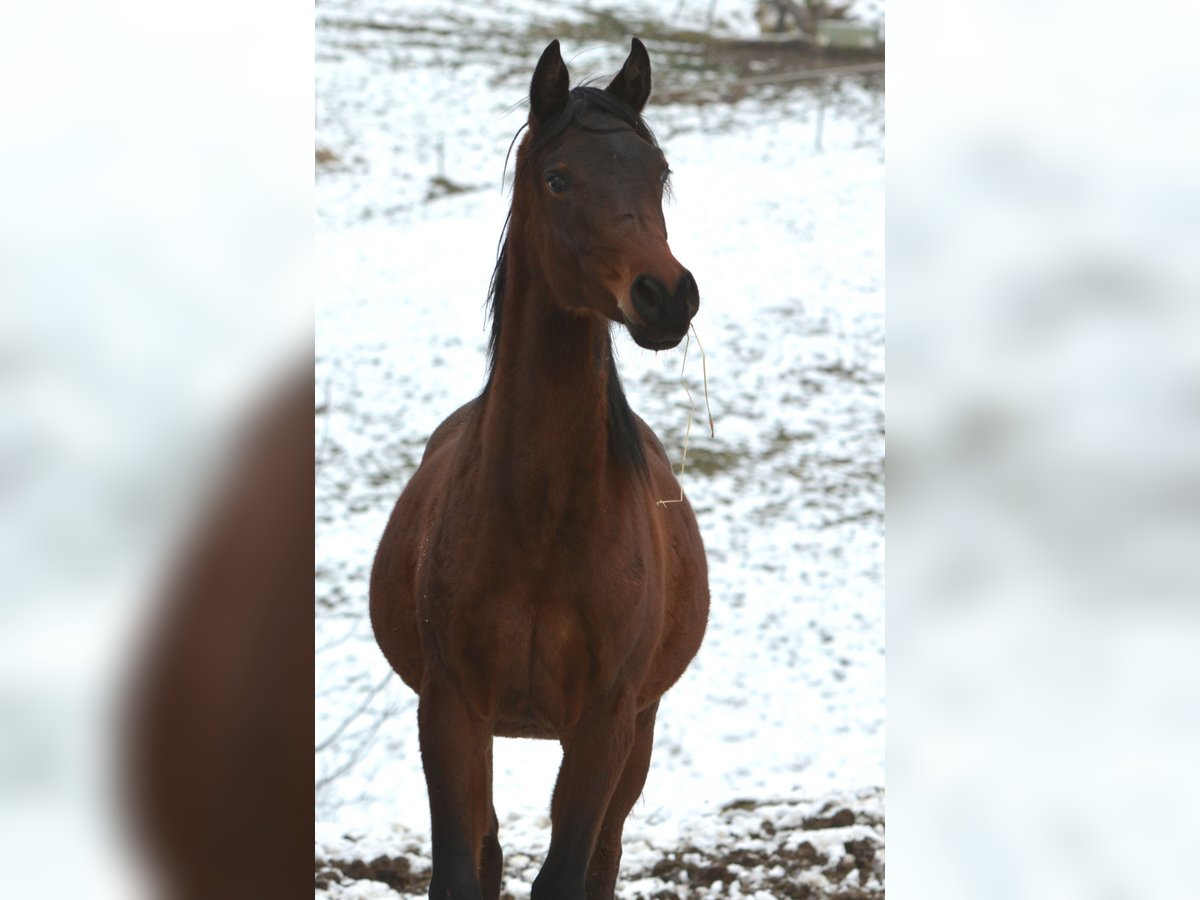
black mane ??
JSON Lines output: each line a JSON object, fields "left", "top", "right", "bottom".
{"left": 482, "top": 86, "right": 656, "bottom": 478}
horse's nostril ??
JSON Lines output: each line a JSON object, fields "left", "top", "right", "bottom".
{"left": 675, "top": 270, "right": 700, "bottom": 318}
{"left": 631, "top": 274, "right": 666, "bottom": 324}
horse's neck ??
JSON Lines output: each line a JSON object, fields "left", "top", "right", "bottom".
{"left": 477, "top": 269, "right": 615, "bottom": 533}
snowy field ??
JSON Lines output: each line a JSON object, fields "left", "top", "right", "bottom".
{"left": 315, "top": 2, "right": 883, "bottom": 896}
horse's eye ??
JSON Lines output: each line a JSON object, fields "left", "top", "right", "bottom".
{"left": 545, "top": 173, "right": 567, "bottom": 193}
{"left": 660, "top": 167, "right": 671, "bottom": 185}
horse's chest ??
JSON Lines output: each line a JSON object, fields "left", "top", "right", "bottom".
{"left": 432, "top": 569, "right": 653, "bottom": 730}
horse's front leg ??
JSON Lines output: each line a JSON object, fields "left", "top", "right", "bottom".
{"left": 419, "top": 672, "right": 493, "bottom": 900}
{"left": 585, "top": 700, "right": 659, "bottom": 900}
{"left": 531, "top": 692, "right": 638, "bottom": 900}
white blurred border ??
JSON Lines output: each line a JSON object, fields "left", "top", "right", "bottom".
{"left": 0, "top": 1, "right": 311, "bottom": 895}
{"left": 889, "top": 3, "right": 1200, "bottom": 898}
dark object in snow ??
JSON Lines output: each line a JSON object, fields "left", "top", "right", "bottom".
{"left": 803, "top": 806, "right": 857, "bottom": 829}
{"left": 126, "top": 371, "right": 314, "bottom": 900}
{"left": 370, "top": 37, "right": 709, "bottom": 900}
{"left": 317, "top": 854, "right": 427, "bottom": 894}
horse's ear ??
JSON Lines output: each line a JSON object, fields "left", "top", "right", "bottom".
{"left": 605, "top": 37, "right": 652, "bottom": 113}
{"left": 530, "top": 39, "right": 570, "bottom": 125}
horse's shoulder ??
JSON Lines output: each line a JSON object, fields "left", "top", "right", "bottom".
{"left": 632, "top": 415, "right": 704, "bottom": 523}
{"left": 633, "top": 413, "right": 670, "bottom": 465}
{"left": 422, "top": 397, "right": 479, "bottom": 462}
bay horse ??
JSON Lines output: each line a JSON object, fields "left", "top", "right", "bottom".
{"left": 370, "top": 38, "right": 709, "bottom": 900}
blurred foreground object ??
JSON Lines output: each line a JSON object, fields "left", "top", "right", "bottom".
{"left": 0, "top": 0, "right": 311, "bottom": 895}
{"left": 888, "top": 2, "right": 1200, "bottom": 899}
{"left": 125, "top": 370, "right": 313, "bottom": 900}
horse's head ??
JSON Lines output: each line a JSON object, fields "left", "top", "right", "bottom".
{"left": 515, "top": 38, "right": 699, "bottom": 351}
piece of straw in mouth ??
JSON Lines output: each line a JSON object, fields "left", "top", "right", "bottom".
{"left": 657, "top": 322, "right": 714, "bottom": 507}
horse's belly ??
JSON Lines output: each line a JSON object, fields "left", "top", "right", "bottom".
{"left": 493, "top": 707, "right": 559, "bottom": 740}
{"left": 454, "top": 590, "right": 617, "bottom": 735}
{"left": 526, "top": 601, "right": 596, "bottom": 727}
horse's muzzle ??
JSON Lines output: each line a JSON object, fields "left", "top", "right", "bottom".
{"left": 626, "top": 270, "right": 699, "bottom": 350}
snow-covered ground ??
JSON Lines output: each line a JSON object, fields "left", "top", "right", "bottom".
{"left": 316, "top": 2, "right": 883, "bottom": 896}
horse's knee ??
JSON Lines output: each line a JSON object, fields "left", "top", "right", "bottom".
{"left": 428, "top": 871, "right": 485, "bottom": 900}
{"left": 479, "top": 815, "right": 503, "bottom": 900}
{"left": 531, "top": 869, "right": 585, "bottom": 900}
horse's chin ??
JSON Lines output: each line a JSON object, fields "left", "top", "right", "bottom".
{"left": 626, "top": 325, "right": 686, "bottom": 352}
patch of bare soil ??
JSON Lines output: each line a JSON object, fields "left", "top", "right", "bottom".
{"left": 627, "top": 799, "right": 884, "bottom": 899}
{"left": 316, "top": 854, "right": 429, "bottom": 895}
{"left": 317, "top": 793, "right": 884, "bottom": 898}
